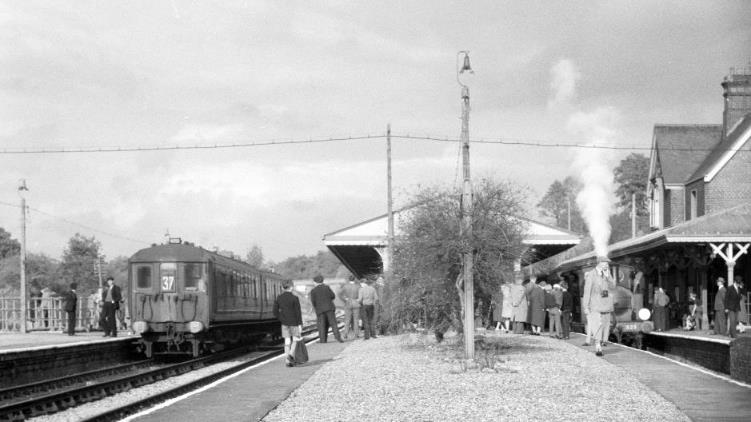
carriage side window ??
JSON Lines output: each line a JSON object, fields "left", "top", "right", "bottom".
{"left": 183, "top": 263, "right": 204, "bottom": 291}
{"left": 135, "top": 265, "right": 152, "bottom": 289}
{"left": 160, "top": 263, "right": 177, "bottom": 292}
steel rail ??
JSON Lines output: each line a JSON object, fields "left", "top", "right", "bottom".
{"left": 81, "top": 328, "right": 322, "bottom": 422}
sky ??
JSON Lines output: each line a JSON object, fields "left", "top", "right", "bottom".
{"left": 1, "top": 1, "right": 749, "bottom": 262}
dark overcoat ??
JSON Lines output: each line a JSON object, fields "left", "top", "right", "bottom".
{"left": 310, "top": 283, "right": 336, "bottom": 315}
{"left": 527, "top": 284, "right": 546, "bottom": 327}
{"left": 273, "top": 291, "right": 302, "bottom": 326}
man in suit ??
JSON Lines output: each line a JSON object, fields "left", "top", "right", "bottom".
{"left": 560, "top": 281, "right": 573, "bottom": 340}
{"left": 725, "top": 277, "right": 744, "bottom": 338}
{"left": 101, "top": 277, "right": 122, "bottom": 337}
{"left": 309, "top": 275, "right": 343, "bottom": 343}
{"left": 713, "top": 277, "right": 727, "bottom": 336}
{"left": 64, "top": 283, "right": 78, "bottom": 336}
{"left": 273, "top": 280, "right": 303, "bottom": 367}
{"left": 582, "top": 257, "right": 616, "bottom": 357}
{"left": 340, "top": 275, "right": 361, "bottom": 340}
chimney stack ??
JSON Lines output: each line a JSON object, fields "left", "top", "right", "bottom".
{"left": 721, "top": 63, "right": 751, "bottom": 139}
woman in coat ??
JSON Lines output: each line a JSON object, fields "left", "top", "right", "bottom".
{"left": 527, "top": 280, "right": 546, "bottom": 335}
{"left": 510, "top": 278, "right": 528, "bottom": 334}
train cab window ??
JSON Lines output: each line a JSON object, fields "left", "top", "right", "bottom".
{"left": 160, "top": 263, "right": 177, "bottom": 292}
{"left": 183, "top": 263, "right": 204, "bottom": 291}
{"left": 134, "top": 265, "right": 152, "bottom": 289}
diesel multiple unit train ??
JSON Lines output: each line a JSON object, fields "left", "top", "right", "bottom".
{"left": 128, "top": 241, "right": 288, "bottom": 357}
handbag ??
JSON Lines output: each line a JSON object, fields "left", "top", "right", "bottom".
{"left": 293, "top": 340, "right": 309, "bottom": 364}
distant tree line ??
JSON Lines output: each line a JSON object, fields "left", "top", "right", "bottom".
{"left": 0, "top": 230, "right": 128, "bottom": 297}
{"left": 246, "top": 243, "right": 348, "bottom": 280}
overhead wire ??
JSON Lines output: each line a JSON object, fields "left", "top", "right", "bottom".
{"left": 0, "top": 133, "right": 746, "bottom": 154}
{"left": 0, "top": 200, "right": 151, "bottom": 245}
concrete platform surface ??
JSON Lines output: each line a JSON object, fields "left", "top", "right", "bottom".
{"left": 0, "top": 330, "right": 134, "bottom": 353}
{"left": 567, "top": 333, "right": 751, "bottom": 422}
{"left": 128, "top": 339, "right": 349, "bottom": 422}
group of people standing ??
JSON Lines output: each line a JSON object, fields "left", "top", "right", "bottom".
{"left": 713, "top": 275, "right": 747, "bottom": 338}
{"left": 272, "top": 274, "right": 380, "bottom": 368}
{"left": 62, "top": 277, "right": 123, "bottom": 336}
{"left": 490, "top": 275, "right": 574, "bottom": 341}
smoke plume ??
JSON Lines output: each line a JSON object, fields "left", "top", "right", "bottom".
{"left": 568, "top": 108, "right": 618, "bottom": 257}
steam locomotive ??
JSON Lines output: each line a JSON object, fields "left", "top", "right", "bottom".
{"left": 128, "top": 241, "right": 287, "bottom": 357}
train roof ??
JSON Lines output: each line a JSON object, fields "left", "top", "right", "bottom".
{"left": 130, "top": 242, "right": 287, "bottom": 279}
{"left": 130, "top": 243, "right": 214, "bottom": 262}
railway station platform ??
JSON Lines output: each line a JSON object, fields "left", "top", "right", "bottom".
{"left": 127, "top": 339, "right": 349, "bottom": 422}
{"left": 566, "top": 332, "right": 751, "bottom": 422}
{"left": 0, "top": 330, "right": 134, "bottom": 353}
{"left": 124, "top": 332, "right": 751, "bottom": 422}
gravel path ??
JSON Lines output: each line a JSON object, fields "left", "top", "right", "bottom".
{"left": 263, "top": 333, "right": 690, "bottom": 422}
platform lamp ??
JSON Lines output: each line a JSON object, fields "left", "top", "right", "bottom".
{"left": 457, "top": 51, "right": 475, "bottom": 360}
{"left": 18, "top": 179, "right": 28, "bottom": 334}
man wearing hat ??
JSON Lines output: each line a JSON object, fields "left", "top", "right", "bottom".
{"left": 309, "top": 275, "right": 343, "bottom": 343}
{"left": 713, "top": 277, "right": 727, "bottom": 335}
{"left": 64, "top": 282, "right": 78, "bottom": 336}
{"left": 582, "top": 257, "right": 616, "bottom": 356}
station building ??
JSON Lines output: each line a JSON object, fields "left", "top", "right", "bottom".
{"left": 525, "top": 66, "right": 751, "bottom": 329}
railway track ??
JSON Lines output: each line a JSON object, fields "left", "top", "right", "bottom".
{"left": 0, "top": 325, "right": 322, "bottom": 422}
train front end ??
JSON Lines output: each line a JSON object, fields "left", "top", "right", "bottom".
{"left": 129, "top": 243, "right": 211, "bottom": 357}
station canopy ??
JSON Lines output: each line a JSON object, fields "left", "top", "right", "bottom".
{"left": 525, "top": 202, "right": 751, "bottom": 275}
{"left": 323, "top": 206, "right": 581, "bottom": 278}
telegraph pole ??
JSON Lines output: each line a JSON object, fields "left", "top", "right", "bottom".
{"left": 18, "top": 180, "right": 28, "bottom": 333}
{"left": 457, "top": 51, "right": 474, "bottom": 360}
{"left": 386, "top": 124, "right": 394, "bottom": 275}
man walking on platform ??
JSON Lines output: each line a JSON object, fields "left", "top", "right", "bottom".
{"left": 714, "top": 277, "right": 727, "bottom": 336}
{"left": 310, "top": 275, "right": 343, "bottom": 343}
{"left": 64, "top": 283, "right": 78, "bottom": 336}
{"left": 582, "top": 257, "right": 616, "bottom": 357}
{"left": 560, "top": 282, "right": 573, "bottom": 340}
{"left": 273, "top": 280, "right": 303, "bottom": 367}
{"left": 101, "top": 277, "right": 122, "bottom": 337}
{"left": 358, "top": 278, "right": 379, "bottom": 339}
{"left": 341, "top": 275, "right": 361, "bottom": 340}
{"left": 726, "top": 277, "right": 744, "bottom": 338}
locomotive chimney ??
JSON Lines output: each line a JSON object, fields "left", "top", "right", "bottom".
{"left": 721, "top": 63, "right": 751, "bottom": 139}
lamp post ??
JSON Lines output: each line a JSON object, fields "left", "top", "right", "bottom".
{"left": 18, "top": 180, "right": 28, "bottom": 333}
{"left": 457, "top": 51, "right": 474, "bottom": 360}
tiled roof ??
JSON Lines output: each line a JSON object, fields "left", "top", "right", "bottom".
{"left": 653, "top": 124, "right": 722, "bottom": 184}
{"left": 686, "top": 114, "right": 751, "bottom": 183}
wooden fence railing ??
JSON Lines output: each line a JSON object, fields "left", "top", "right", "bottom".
{"left": 0, "top": 297, "right": 128, "bottom": 333}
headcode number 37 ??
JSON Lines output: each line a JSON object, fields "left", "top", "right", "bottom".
{"left": 162, "top": 276, "right": 175, "bottom": 291}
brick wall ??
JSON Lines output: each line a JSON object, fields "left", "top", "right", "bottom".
{"left": 644, "top": 333, "right": 729, "bottom": 374}
{"left": 705, "top": 139, "right": 751, "bottom": 214}
{"left": 730, "top": 337, "right": 751, "bottom": 384}
{"left": 668, "top": 189, "right": 684, "bottom": 227}
{"left": 684, "top": 179, "right": 705, "bottom": 219}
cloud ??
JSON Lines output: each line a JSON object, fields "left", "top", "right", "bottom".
{"left": 548, "top": 59, "right": 581, "bottom": 108}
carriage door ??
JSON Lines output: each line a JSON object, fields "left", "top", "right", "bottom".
{"left": 160, "top": 263, "right": 178, "bottom": 321}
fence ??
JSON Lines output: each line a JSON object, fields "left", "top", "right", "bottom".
{"left": 0, "top": 297, "right": 123, "bottom": 333}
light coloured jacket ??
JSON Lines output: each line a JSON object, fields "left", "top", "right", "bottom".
{"left": 582, "top": 269, "right": 616, "bottom": 314}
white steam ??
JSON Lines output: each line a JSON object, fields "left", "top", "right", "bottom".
{"left": 568, "top": 108, "right": 619, "bottom": 257}
{"left": 548, "top": 59, "right": 581, "bottom": 108}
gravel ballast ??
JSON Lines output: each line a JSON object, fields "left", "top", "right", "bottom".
{"left": 263, "top": 333, "right": 690, "bottom": 422}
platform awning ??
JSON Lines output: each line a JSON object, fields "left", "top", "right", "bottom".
{"left": 323, "top": 207, "right": 581, "bottom": 278}
{"left": 526, "top": 203, "right": 751, "bottom": 274}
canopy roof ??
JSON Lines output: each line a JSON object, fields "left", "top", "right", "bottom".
{"left": 323, "top": 206, "right": 581, "bottom": 278}
{"left": 525, "top": 203, "right": 751, "bottom": 275}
